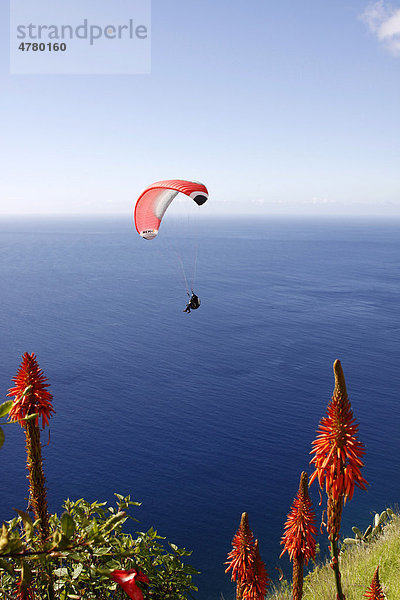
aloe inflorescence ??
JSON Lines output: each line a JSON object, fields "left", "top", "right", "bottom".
{"left": 225, "top": 512, "right": 270, "bottom": 600}
{"left": 309, "top": 360, "right": 368, "bottom": 600}
{"left": 280, "top": 471, "right": 316, "bottom": 600}
{"left": 8, "top": 352, "right": 55, "bottom": 544}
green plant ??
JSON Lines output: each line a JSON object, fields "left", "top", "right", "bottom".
{"left": 280, "top": 472, "right": 316, "bottom": 600}
{"left": 0, "top": 494, "right": 198, "bottom": 599}
{"left": 341, "top": 508, "right": 395, "bottom": 550}
{"left": 309, "top": 360, "right": 368, "bottom": 600}
{"left": 225, "top": 512, "right": 270, "bottom": 600}
{"left": 1, "top": 354, "right": 198, "bottom": 599}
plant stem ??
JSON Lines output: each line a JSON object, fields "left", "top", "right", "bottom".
{"left": 25, "top": 421, "right": 50, "bottom": 543}
{"left": 25, "top": 420, "right": 54, "bottom": 600}
{"left": 330, "top": 538, "right": 345, "bottom": 600}
{"left": 293, "top": 554, "right": 304, "bottom": 600}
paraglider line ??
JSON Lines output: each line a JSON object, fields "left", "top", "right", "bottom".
{"left": 176, "top": 251, "right": 191, "bottom": 296}
{"left": 190, "top": 242, "right": 199, "bottom": 292}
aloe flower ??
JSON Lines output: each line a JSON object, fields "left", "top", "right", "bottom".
{"left": 225, "top": 512, "right": 255, "bottom": 589}
{"left": 8, "top": 353, "right": 55, "bottom": 544}
{"left": 240, "top": 540, "right": 270, "bottom": 600}
{"left": 8, "top": 352, "right": 55, "bottom": 428}
{"left": 309, "top": 360, "right": 367, "bottom": 600}
{"left": 280, "top": 472, "right": 316, "bottom": 600}
{"left": 226, "top": 513, "right": 269, "bottom": 600}
{"left": 363, "top": 566, "right": 385, "bottom": 599}
{"left": 309, "top": 359, "right": 367, "bottom": 538}
{"left": 110, "top": 569, "right": 149, "bottom": 600}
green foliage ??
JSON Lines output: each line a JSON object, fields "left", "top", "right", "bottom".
{"left": 0, "top": 494, "right": 198, "bottom": 599}
{"left": 0, "top": 398, "right": 38, "bottom": 448}
{"left": 0, "top": 399, "right": 13, "bottom": 449}
{"left": 341, "top": 508, "right": 395, "bottom": 550}
{"left": 0, "top": 400, "right": 13, "bottom": 418}
{"left": 267, "top": 511, "right": 400, "bottom": 600}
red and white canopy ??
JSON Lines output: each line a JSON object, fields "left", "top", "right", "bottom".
{"left": 134, "top": 179, "right": 208, "bottom": 240}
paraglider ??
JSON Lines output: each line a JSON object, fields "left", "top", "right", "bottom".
{"left": 134, "top": 179, "right": 208, "bottom": 311}
{"left": 183, "top": 290, "right": 201, "bottom": 314}
{"left": 134, "top": 179, "right": 208, "bottom": 240}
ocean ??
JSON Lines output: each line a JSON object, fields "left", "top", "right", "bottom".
{"left": 0, "top": 215, "right": 399, "bottom": 599}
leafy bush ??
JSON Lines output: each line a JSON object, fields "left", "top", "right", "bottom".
{"left": 0, "top": 494, "right": 198, "bottom": 599}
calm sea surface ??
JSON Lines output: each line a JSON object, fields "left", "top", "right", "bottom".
{"left": 0, "top": 215, "right": 399, "bottom": 599}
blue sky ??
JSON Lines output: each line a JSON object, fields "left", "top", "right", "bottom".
{"left": 1, "top": 0, "right": 399, "bottom": 216}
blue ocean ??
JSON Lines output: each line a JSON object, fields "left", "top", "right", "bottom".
{"left": 1, "top": 215, "right": 399, "bottom": 600}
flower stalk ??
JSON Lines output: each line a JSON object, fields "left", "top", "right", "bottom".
{"left": 280, "top": 472, "right": 316, "bottom": 600}
{"left": 309, "top": 360, "right": 368, "bottom": 600}
{"left": 225, "top": 513, "right": 269, "bottom": 600}
{"left": 8, "top": 353, "right": 55, "bottom": 599}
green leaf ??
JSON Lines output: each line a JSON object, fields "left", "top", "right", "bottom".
{"left": 343, "top": 538, "right": 358, "bottom": 545}
{"left": 0, "top": 557, "right": 14, "bottom": 574}
{"left": 61, "top": 511, "right": 75, "bottom": 539}
{"left": 0, "top": 428, "right": 4, "bottom": 449}
{"left": 72, "top": 563, "right": 83, "bottom": 580}
{"left": 378, "top": 511, "right": 387, "bottom": 525}
{"left": 54, "top": 580, "right": 65, "bottom": 591}
{"left": 0, "top": 523, "right": 9, "bottom": 552}
{"left": 99, "top": 511, "right": 127, "bottom": 535}
{"left": 54, "top": 567, "right": 69, "bottom": 578}
{"left": 52, "top": 530, "right": 63, "bottom": 547}
{"left": 103, "top": 560, "right": 120, "bottom": 571}
{"left": 14, "top": 509, "right": 34, "bottom": 541}
{"left": 23, "top": 412, "right": 39, "bottom": 422}
{"left": 0, "top": 400, "right": 13, "bottom": 418}
{"left": 68, "top": 553, "right": 85, "bottom": 561}
{"left": 351, "top": 526, "right": 363, "bottom": 539}
{"left": 183, "top": 565, "right": 200, "bottom": 575}
{"left": 94, "top": 546, "right": 112, "bottom": 556}
{"left": 363, "top": 525, "right": 373, "bottom": 539}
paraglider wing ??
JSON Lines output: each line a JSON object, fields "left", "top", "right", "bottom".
{"left": 134, "top": 179, "right": 208, "bottom": 240}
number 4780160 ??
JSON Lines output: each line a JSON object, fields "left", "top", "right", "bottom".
{"left": 18, "top": 42, "right": 67, "bottom": 51}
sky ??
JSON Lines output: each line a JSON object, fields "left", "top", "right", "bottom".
{"left": 0, "top": 0, "right": 400, "bottom": 216}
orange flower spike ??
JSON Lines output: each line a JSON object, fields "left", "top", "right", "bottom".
{"left": 241, "top": 540, "right": 270, "bottom": 600}
{"left": 280, "top": 472, "right": 317, "bottom": 564}
{"left": 309, "top": 360, "right": 368, "bottom": 502}
{"left": 225, "top": 512, "right": 255, "bottom": 583}
{"left": 8, "top": 353, "right": 55, "bottom": 429}
{"left": 281, "top": 472, "right": 316, "bottom": 600}
{"left": 363, "top": 566, "right": 385, "bottom": 600}
{"left": 7, "top": 353, "right": 53, "bottom": 547}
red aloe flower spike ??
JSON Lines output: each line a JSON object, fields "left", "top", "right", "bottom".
{"left": 8, "top": 352, "right": 55, "bottom": 429}
{"left": 241, "top": 539, "right": 270, "bottom": 600}
{"left": 225, "top": 512, "right": 256, "bottom": 600}
{"left": 309, "top": 359, "right": 367, "bottom": 506}
{"left": 309, "top": 360, "right": 366, "bottom": 600}
{"left": 225, "top": 512, "right": 255, "bottom": 583}
{"left": 110, "top": 569, "right": 149, "bottom": 600}
{"left": 363, "top": 566, "right": 386, "bottom": 600}
{"left": 280, "top": 472, "right": 316, "bottom": 564}
{"left": 280, "top": 472, "right": 316, "bottom": 600}
{"left": 7, "top": 354, "right": 54, "bottom": 545}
